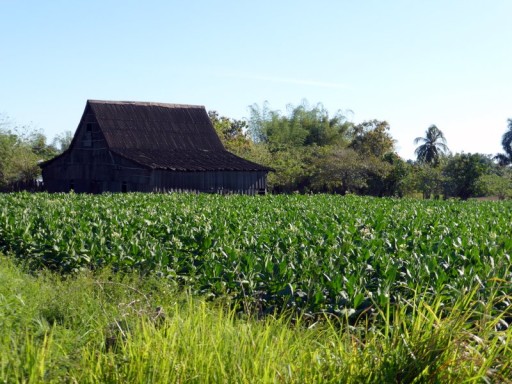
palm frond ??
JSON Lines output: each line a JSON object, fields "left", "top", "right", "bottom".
{"left": 413, "top": 137, "right": 426, "bottom": 145}
{"left": 494, "top": 153, "right": 511, "bottom": 166}
{"left": 414, "top": 125, "right": 449, "bottom": 165}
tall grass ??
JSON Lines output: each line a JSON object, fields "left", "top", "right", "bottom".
{"left": 1, "top": 256, "right": 510, "bottom": 383}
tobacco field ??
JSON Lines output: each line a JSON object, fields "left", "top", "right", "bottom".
{"left": 1, "top": 192, "right": 511, "bottom": 318}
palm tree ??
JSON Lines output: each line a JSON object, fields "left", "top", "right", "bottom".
{"left": 414, "top": 125, "right": 449, "bottom": 165}
{"left": 495, "top": 119, "right": 512, "bottom": 166}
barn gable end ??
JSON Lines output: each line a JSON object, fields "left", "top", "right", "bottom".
{"left": 41, "top": 100, "right": 270, "bottom": 194}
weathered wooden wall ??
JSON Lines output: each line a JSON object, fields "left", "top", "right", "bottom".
{"left": 151, "top": 170, "right": 267, "bottom": 195}
{"left": 42, "top": 105, "right": 268, "bottom": 194}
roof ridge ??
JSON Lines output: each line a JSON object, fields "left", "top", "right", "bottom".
{"left": 87, "top": 99, "right": 205, "bottom": 109}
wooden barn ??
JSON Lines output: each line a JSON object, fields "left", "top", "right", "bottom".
{"left": 40, "top": 100, "right": 270, "bottom": 194}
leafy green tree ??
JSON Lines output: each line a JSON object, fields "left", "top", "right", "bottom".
{"left": 311, "top": 147, "right": 366, "bottom": 194}
{"left": 52, "top": 130, "right": 74, "bottom": 153}
{"left": 267, "top": 147, "right": 315, "bottom": 193}
{"left": 0, "top": 114, "right": 56, "bottom": 187}
{"left": 246, "top": 101, "right": 356, "bottom": 193}
{"left": 208, "top": 111, "right": 252, "bottom": 156}
{"left": 477, "top": 173, "right": 512, "bottom": 200}
{"left": 247, "top": 101, "right": 272, "bottom": 143}
{"left": 287, "top": 101, "right": 352, "bottom": 147}
{"left": 311, "top": 147, "right": 392, "bottom": 195}
{"left": 266, "top": 111, "right": 309, "bottom": 148}
{"left": 413, "top": 163, "right": 445, "bottom": 199}
{"left": 245, "top": 102, "right": 411, "bottom": 195}
{"left": 27, "top": 131, "right": 59, "bottom": 159}
{"left": 0, "top": 130, "right": 41, "bottom": 186}
{"left": 349, "top": 120, "right": 395, "bottom": 158}
{"left": 247, "top": 100, "right": 351, "bottom": 148}
{"left": 442, "top": 153, "right": 493, "bottom": 199}
{"left": 414, "top": 125, "right": 449, "bottom": 165}
{"left": 377, "top": 153, "right": 413, "bottom": 197}
{"left": 0, "top": 132, "right": 15, "bottom": 185}
{"left": 336, "top": 120, "right": 398, "bottom": 196}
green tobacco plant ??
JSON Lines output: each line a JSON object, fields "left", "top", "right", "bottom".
{"left": 0, "top": 193, "right": 511, "bottom": 320}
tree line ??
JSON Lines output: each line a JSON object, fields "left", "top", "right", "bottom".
{"left": 210, "top": 101, "right": 512, "bottom": 200}
{"left": 1, "top": 104, "right": 511, "bottom": 199}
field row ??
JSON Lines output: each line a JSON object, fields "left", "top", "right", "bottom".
{"left": 1, "top": 192, "right": 511, "bottom": 317}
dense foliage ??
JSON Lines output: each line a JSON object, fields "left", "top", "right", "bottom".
{"left": 3, "top": 105, "right": 512, "bottom": 199}
{"left": 1, "top": 193, "right": 511, "bottom": 320}
{"left": 2, "top": 257, "right": 510, "bottom": 383}
{"left": 239, "top": 101, "right": 404, "bottom": 195}
{"left": 0, "top": 114, "right": 71, "bottom": 189}
{"left": 210, "top": 102, "right": 512, "bottom": 198}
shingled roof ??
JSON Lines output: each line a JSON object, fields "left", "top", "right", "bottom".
{"left": 79, "top": 100, "right": 270, "bottom": 172}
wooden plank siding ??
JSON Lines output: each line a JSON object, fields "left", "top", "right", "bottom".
{"left": 151, "top": 170, "right": 267, "bottom": 195}
{"left": 40, "top": 100, "right": 270, "bottom": 194}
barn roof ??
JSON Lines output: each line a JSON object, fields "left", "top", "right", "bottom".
{"left": 88, "top": 100, "right": 226, "bottom": 152}
{"left": 44, "top": 100, "right": 270, "bottom": 172}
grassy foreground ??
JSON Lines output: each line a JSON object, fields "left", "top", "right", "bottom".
{"left": 1, "top": 257, "right": 510, "bottom": 383}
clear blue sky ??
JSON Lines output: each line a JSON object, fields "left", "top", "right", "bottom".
{"left": 1, "top": 0, "right": 511, "bottom": 160}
